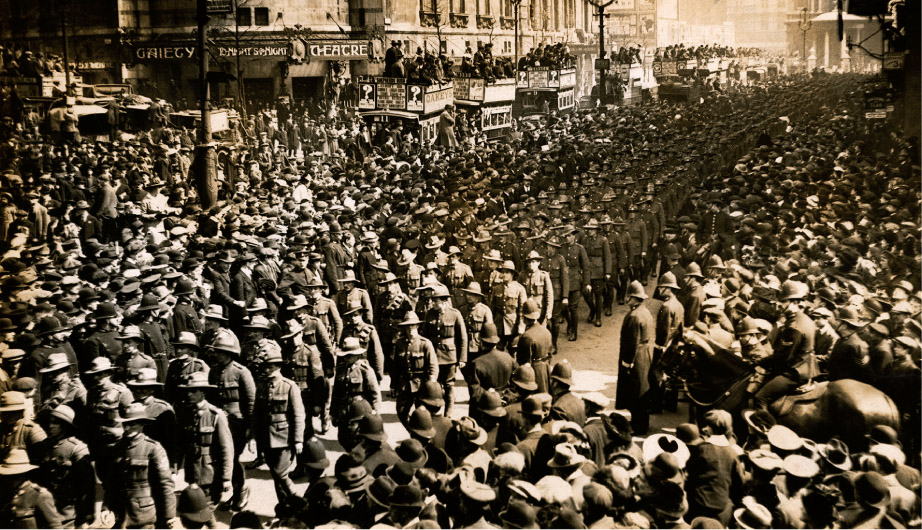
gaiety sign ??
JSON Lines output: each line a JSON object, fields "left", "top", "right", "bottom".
{"left": 133, "top": 44, "right": 289, "bottom": 61}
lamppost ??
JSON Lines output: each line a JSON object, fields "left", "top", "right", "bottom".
{"left": 513, "top": 0, "right": 523, "bottom": 69}
{"left": 588, "top": 0, "right": 615, "bottom": 104}
{"left": 58, "top": 0, "right": 72, "bottom": 91}
{"left": 195, "top": 0, "right": 217, "bottom": 209}
{"left": 800, "top": 7, "right": 812, "bottom": 73}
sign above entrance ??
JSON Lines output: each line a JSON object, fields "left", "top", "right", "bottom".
{"left": 308, "top": 41, "right": 370, "bottom": 60}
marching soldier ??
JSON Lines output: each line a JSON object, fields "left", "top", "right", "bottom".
{"left": 39, "top": 405, "right": 95, "bottom": 528}
{"left": 341, "top": 301, "right": 385, "bottom": 383}
{"left": 305, "top": 279, "right": 343, "bottom": 345}
{"left": 132, "top": 294, "right": 172, "bottom": 382}
{"left": 374, "top": 272, "right": 413, "bottom": 374}
{"left": 561, "top": 227, "right": 590, "bottom": 342}
{"left": 601, "top": 215, "right": 626, "bottom": 316}
{"left": 626, "top": 208, "right": 648, "bottom": 287}
{"left": 422, "top": 284, "right": 467, "bottom": 416}
{"left": 331, "top": 337, "right": 381, "bottom": 426}
{"left": 445, "top": 246, "right": 474, "bottom": 312}
{"left": 491, "top": 260, "right": 528, "bottom": 350}
{"left": 35, "top": 353, "right": 85, "bottom": 425}
{"left": 542, "top": 236, "right": 570, "bottom": 353}
{"left": 392, "top": 311, "right": 438, "bottom": 426}
{"left": 615, "top": 219, "right": 635, "bottom": 304}
{"left": 279, "top": 318, "right": 325, "bottom": 441}
{"left": 108, "top": 402, "right": 178, "bottom": 529}
{"left": 252, "top": 340, "right": 305, "bottom": 504}
{"left": 165, "top": 331, "right": 209, "bottom": 403}
{"left": 460, "top": 282, "right": 493, "bottom": 361}
{"left": 114, "top": 325, "right": 157, "bottom": 384}
{"left": 178, "top": 372, "right": 234, "bottom": 504}
{"left": 522, "top": 250, "right": 554, "bottom": 326}
{"left": 335, "top": 271, "right": 374, "bottom": 325}
{"left": 0, "top": 448, "right": 63, "bottom": 529}
{"left": 127, "top": 368, "right": 178, "bottom": 471}
{"left": 82, "top": 357, "right": 132, "bottom": 479}
{"left": 582, "top": 219, "right": 612, "bottom": 328}
{"left": 208, "top": 329, "right": 255, "bottom": 510}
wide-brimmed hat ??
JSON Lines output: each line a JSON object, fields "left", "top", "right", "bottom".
{"left": 547, "top": 442, "right": 587, "bottom": 469}
{"left": 337, "top": 270, "right": 360, "bottom": 284}
{"left": 499, "top": 500, "right": 539, "bottom": 529}
{"left": 819, "top": 438, "right": 852, "bottom": 472}
{"left": 397, "top": 311, "right": 423, "bottom": 326}
{"left": 34, "top": 316, "right": 67, "bottom": 336}
{"left": 643, "top": 433, "right": 690, "bottom": 469}
{"left": 461, "top": 281, "right": 486, "bottom": 297}
{"left": 38, "top": 352, "right": 72, "bottom": 374}
{"left": 49, "top": 404, "right": 76, "bottom": 426}
{"left": 0, "top": 391, "right": 26, "bottom": 412}
{"left": 172, "top": 331, "right": 200, "bottom": 348}
{"left": 782, "top": 454, "right": 819, "bottom": 479}
{"left": 179, "top": 371, "right": 216, "bottom": 389}
{"left": 118, "top": 402, "right": 153, "bottom": 423}
{"left": 499, "top": 260, "right": 516, "bottom": 273}
{"left": 457, "top": 416, "right": 488, "bottom": 446}
{"left": 127, "top": 368, "right": 163, "bottom": 387}
{"left": 202, "top": 304, "right": 227, "bottom": 321}
{"left": 83, "top": 356, "right": 115, "bottom": 375}
{"left": 337, "top": 336, "right": 367, "bottom": 357}
{"left": 366, "top": 476, "right": 398, "bottom": 508}
{"left": 424, "top": 235, "right": 445, "bottom": 250}
{"left": 733, "top": 496, "right": 773, "bottom": 529}
{"left": 0, "top": 448, "right": 38, "bottom": 475}
{"left": 335, "top": 452, "right": 369, "bottom": 493}
{"left": 767, "top": 425, "right": 802, "bottom": 453}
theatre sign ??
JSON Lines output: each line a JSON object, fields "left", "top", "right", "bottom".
{"left": 133, "top": 40, "right": 369, "bottom": 62}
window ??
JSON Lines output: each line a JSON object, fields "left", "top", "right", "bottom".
{"left": 481, "top": 0, "right": 491, "bottom": 15}
{"left": 504, "top": 40, "right": 512, "bottom": 53}
{"left": 236, "top": 7, "right": 252, "bottom": 26}
{"left": 504, "top": 0, "right": 513, "bottom": 17}
{"left": 453, "top": 0, "right": 466, "bottom": 13}
{"left": 254, "top": 7, "right": 270, "bottom": 25}
{"left": 422, "top": 0, "right": 438, "bottom": 11}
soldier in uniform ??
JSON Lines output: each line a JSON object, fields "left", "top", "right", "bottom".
{"left": 207, "top": 329, "right": 255, "bottom": 510}
{"left": 460, "top": 282, "right": 493, "bottom": 362}
{"left": 341, "top": 301, "right": 385, "bottom": 383}
{"left": 561, "top": 227, "right": 590, "bottom": 342}
{"left": 35, "top": 353, "right": 85, "bottom": 426}
{"left": 0, "top": 448, "right": 63, "bottom": 529}
{"left": 516, "top": 300, "right": 554, "bottom": 394}
{"left": 331, "top": 337, "right": 381, "bottom": 426}
{"left": 542, "top": 236, "right": 569, "bottom": 353}
{"left": 521, "top": 250, "right": 554, "bottom": 326}
{"left": 170, "top": 278, "right": 203, "bottom": 339}
{"left": 422, "top": 284, "right": 467, "bottom": 416}
{"left": 305, "top": 279, "right": 343, "bottom": 345}
{"left": 0, "top": 391, "right": 47, "bottom": 468}
{"left": 374, "top": 272, "right": 413, "bottom": 374}
{"left": 491, "top": 260, "right": 528, "bottom": 350}
{"left": 165, "top": 331, "right": 209, "bottom": 403}
{"left": 391, "top": 311, "right": 438, "bottom": 426}
{"left": 252, "top": 340, "right": 305, "bottom": 504}
{"left": 114, "top": 325, "right": 158, "bottom": 384}
{"left": 335, "top": 271, "right": 374, "bottom": 325}
{"left": 82, "top": 357, "right": 132, "bottom": 481}
{"left": 582, "top": 219, "right": 612, "bottom": 328}
{"left": 600, "top": 215, "right": 626, "bottom": 316}
{"left": 132, "top": 294, "right": 172, "bottom": 382}
{"left": 445, "top": 246, "right": 474, "bottom": 313}
{"left": 626, "top": 208, "right": 648, "bottom": 287}
{"left": 39, "top": 405, "right": 95, "bottom": 528}
{"left": 108, "top": 402, "right": 178, "bottom": 529}
{"left": 279, "top": 318, "right": 325, "bottom": 441}
{"left": 616, "top": 281, "right": 656, "bottom": 435}
{"left": 77, "top": 302, "right": 122, "bottom": 366}
{"left": 177, "top": 372, "right": 234, "bottom": 504}
{"left": 127, "top": 368, "right": 179, "bottom": 471}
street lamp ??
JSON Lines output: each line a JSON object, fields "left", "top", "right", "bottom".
{"left": 800, "top": 7, "right": 812, "bottom": 72}
{"left": 195, "top": 0, "right": 218, "bottom": 209}
{"left": 513, "top": 0, "right": 523, "bottom": 70}
{"left": 588, "top": 0, "right": 615, "bottom": 104}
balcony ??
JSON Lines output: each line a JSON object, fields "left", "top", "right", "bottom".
{"left": 420, "top": 11, "right": 440, "bottom": 27}
{"left": 477, "top": 15, "right": 495, "bottom": 29}
{"left": 500, "top": 16, "right": 516, "bottom": 30}
{"left": 450, "top": 13, "right": 470, "bottom": 28}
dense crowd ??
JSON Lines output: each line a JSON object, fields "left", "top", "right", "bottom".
{"left": 655, "top": 45, "right": 771, "bottom": 61}
{"left": 0, "top": 69, "right": 918, "bottom": 530}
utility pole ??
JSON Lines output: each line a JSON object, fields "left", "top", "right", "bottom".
{"left": 195, "top": 0, "right": 218, "bottom": 208}
{"left": 589, "top": 0, "right": 614, "bottom": 104}
{"left": 59, "top": 0, "right": 71, "bottom": 92}
{"left": 800, "top": 7, "right": 811, "bottom": 73}
{"left": 513, "top": 0, "right": 522, "bottom": 70}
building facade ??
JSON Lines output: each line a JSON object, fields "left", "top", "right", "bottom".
{"left": 783, "top": 0, "right": 885, "bottom": 72}
{"left": 0, "top": 0, "right": 603, "bottom": 107}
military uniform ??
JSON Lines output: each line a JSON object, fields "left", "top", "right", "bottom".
{"left": 331, "top": 355, "right": 381, "bottom": 426}
{"left": 109, "top": 434, "right": 176, "bottom": 529}
{"left": 583, "top": 233, "right": 611, "bottom": 326}
{"left": 307, "top": 296, "right": 343, "bottom": 345}
{"left": 209, "top": 360, "right": 255, "bottom": 505}
{"left": 375, "top": 290, "right": 413, "bottom": 368}
{"left": 138, "top": 394, "right": 179, "bottom": 470}
{"left": 522, "top": 268, "right": 554, "bottom": 325}
{"left": 423, "top": 305, "right": 467, "bottom": 414}
{"left": 40, "top": 435, "right": 95, "bottom": 527}
{"left": 341, "top": 321, "right": 384, "bottom": 382}
{"left": 165, "top": 355, "right": 209, "bottom": 403}
{"left": 392, "top": 334, "right": 438, "bottom": 424}
{"left": 491, "top": 280, "right": 528, "bottom": 348}
{"left": 446, "top": 261, "right": 474, "bottom": 310}
{"left": 463, "top": 301, "right": 493, "bottom": 360}
{"left": 179, "top": 399, "right": 234, "bottom": 502}
{"left": 542, "top": 251, "right": 569, "bottom": 352}
{"left": 754, "top": 311, "right": 816, "bottom": 409}
{"left": 1, "top": 480, "right": 63, "bottom": 529}
{"left": 253, "top": 373, "right": 305, "bottom": 502}
{"left": 626, "top": 216, "right": 648, "bottom": 284}
{"left": 602, "top": 225, "right": 627, "bottom": 314}
{"left": 288, "top": 316, "right": 329, "bottom": 432}
{"left": 561, "top": 241, "right": 589, "bottom": 341}
{"left": 84, "top": 379, "right": 132, "bottom": 476}
{"left": 336, "top": 287, "right": 374, "bottom": 326}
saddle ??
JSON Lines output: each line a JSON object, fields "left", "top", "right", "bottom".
{"left": 773, "top": 382, "right": 827, "bottom": 418}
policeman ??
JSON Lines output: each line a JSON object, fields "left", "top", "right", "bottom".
{"left": 616, "top": 281, "right": 656, "bottom": 435}
{"left": 561, "top": 227, "right": 590, "bottom": 342}
{"left": 521, "top": 250, "right": 554, "bottom": 326}
{"left": 542, "top": 236, "right": 569, "bottom": 353}
{"left": 109, "top": 402, "right": 178, "bottom": 529}
{"left": 652, "top": 272, "right": 684, "bottom": 414}
{"left": 178, "top": 372, "right": 234, "bottom": 504}
{"left": 127, "top": 368, "right": 178, "bottom": 471}
{"left": 0, "top": 448, "right": 63, "bottom": 529}
{"left": 279, "top": 318, "right": 324, "bottom": 441}
{"left": 422, "top": 284, "right": 467, "bottom": 416}
{"left": 331, "top": 337, "right": 381, "bottom": 427}
{"left": 207, "top": 329, "right": 255, "bottom": 510}
{"left": 582, "top": 219, "right": 612, "bottom": 327}
{"left": 341, "top": 301, "right": 385, "bottom": 383}
{"left": 253, "top": 340, "right": 305, "bottom": 504}
{"left": 392, "top": 311, "right": 438, "bottom": 426}
{"left": 460, "top": 282, "right": 493, "bottom": 361}
{"left": 491, "top": 260, "right": 527, "bottom": 350}
{"left": 165, "top": 331, "right": 209, "bottom": 403}
{"left": 39, "top": 405, "right": 95, "bottom": 528}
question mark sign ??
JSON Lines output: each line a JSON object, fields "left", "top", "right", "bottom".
{"left": 411, "top": 86, "right": 421, "bottom": 102}
{"left": 363, "top": 85, "right": 372, "bottom": 98}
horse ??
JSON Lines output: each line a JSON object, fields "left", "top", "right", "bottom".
{"left": 665, "top": 329, "right": 901, "bottom": 449}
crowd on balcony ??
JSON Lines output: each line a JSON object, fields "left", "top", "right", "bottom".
{"left": 517, "top": 42, "right": 577, "bottom": 71}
